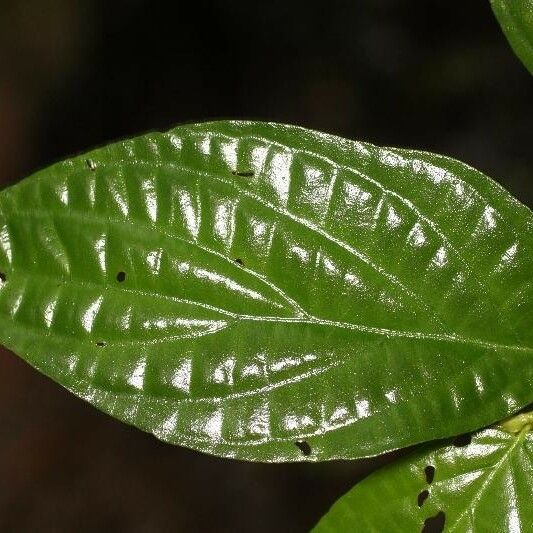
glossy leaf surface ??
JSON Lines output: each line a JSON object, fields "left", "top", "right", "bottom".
{"left": 313, "top": 419, "right": 533, "bottom": 532}
{"left": 491, "top": 0, "right": 533, "bottom": 74}
{"left": 0, "top": 121, "right": 532, "bottom": 462}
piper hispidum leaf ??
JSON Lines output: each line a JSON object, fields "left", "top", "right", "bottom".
{"left": 313, "top": 414, "right": 533, "bottom": 532}
{"left": 491, "top": 0, "right": 533, "bottom": 74}
{"left": 0, "top": 121, "right": 532, "bottom": 462}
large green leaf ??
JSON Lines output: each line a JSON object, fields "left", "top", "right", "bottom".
{"left": 491, "top": 0, "right": 533, "bottom": 74}
{"left": 313, "top": 412, "right": 533, "bottom": 532}
{"left": 0, "top": 121, "right": 532, "bottom": 462}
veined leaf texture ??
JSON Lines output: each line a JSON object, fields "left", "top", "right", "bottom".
{"left": 313, "top": 419, "right": 533, "bottom": 532}
{"left": 0, "top": 121, "right": 531, "bottom": 461}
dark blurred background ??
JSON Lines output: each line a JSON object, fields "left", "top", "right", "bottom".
{"left": 0, "top": 1, "right": 531, "bottom": 531}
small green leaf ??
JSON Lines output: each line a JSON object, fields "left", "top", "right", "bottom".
{"left": 313, "top": 414, "right": 533, "bottom": 532}
{"left": 491, "top": 0, "right": 533, "bottom": 74}
{"left": 0, "top": 121, "right": 532, "bottom": 461}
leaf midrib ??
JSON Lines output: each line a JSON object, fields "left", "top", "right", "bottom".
{"left": 3, "top": 271, "right": 532, "bottom": 355}
{"left": 2, "top": 142, "right": 531, "bottom": 351}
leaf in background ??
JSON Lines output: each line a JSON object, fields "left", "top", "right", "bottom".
{"left": 0, "top": 121, "right": 532, "bottom": 462}
{"left": 491, "top": 0, "right": 533, "bottom": 74}
{"left": 313, "top": 412, "right": 533, "bottom": 532}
